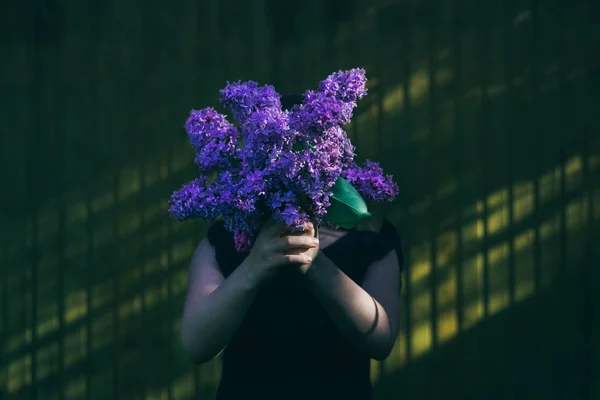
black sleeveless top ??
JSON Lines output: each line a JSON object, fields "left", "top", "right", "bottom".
{"left": 207, "top": 219, "right": 404, "bottom": 400}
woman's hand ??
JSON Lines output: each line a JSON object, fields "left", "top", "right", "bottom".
{"left": 242, "top": 218, "right": 320, "bottom": 286}
{"left": 281, "top": 221, "right": 320, "bottom": 275}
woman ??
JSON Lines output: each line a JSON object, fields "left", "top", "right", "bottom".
{"left": 180, "top": 95, "right": 404, "bottom": 400}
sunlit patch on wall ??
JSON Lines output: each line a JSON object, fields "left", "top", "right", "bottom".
{"left": 144, "top": 281, "right": 170, "bottom": 309}
{"left": 567, "top": 196, "right": 589, "bottom": 259}
{"left": 0, "top": 367, "right": 6, "bottom": 396}
{"left": 161, "top": 249, "right": 170, "bottom": 269}
{"left": 370, "top": 359, "right": 381, "bottom": 384}
{"left": 198, "top": 356, "right": 223, "bottom": 389}
{"left": 540, "top": 212, "right": 562, "bottom": 288}
{"left": 436, "top": 231, "right": 457, "bottom": 268}
{"left": 65, "top": 290, "right": 88, "bottom": 324}
{"left": 172, "top": 371, "right": 196, "bottom": 399}
{"left": 4, "top": 329, "right": 31, "bottom": 356}
{"left": 488, "top": 242, "right": 510, "bottom": 316}
{"left": 566, "top": 196, "right": 588, "bottom": 230}
{"left": 410, "top": 317, "right": 432, "bottom": 358}
{"left": 64, "top": 375, "right": 86, "bottom": 400}
{"left": 7, "top": 355, "right": 31, "bottom": 392}
{"left": 145, "top": 253, "right": 169, "bottom": 276}
{"left": 437, "top": 306, "right": 458, "bottom": 345}
{"left": 35, "top": 315, "right": 59, "bottom": 339}
{"left": 513, "top": 8, "right": 531, "bottom": 24}
{"left": 487, "top": 189, "right": 510, "bottom": 235}
{"left": 118, "top": 295, "right": 143, "bottom": 321}
{"left": 91, "top": 186, "right": 115, "bottom": 215}
{"left": 513, "top": 181, "right": 534, "bottom": 223}
{"left": 595, "top": 189, "right": 600, "bottom": 220}
{"left": 514, "top": 229, "right": 535, "bottom": 301}
{"left": 565, "top": 155, "right": 583, "bottom": 192}
{"left": 160, "top": 157, "right": 171, "bottom": 181}
{"left": 409, "top": 242, "right": 431, "bottom": 285}
{"left": 37, "top": 273, "right": 59, "bottom": 337}
{"left": 461, "top": 254, "right": 484, "bottom": 331}
{"left": 435, "top": 231, "right": 458, "bottom": 343}
{"left": 382, "top": 85, "right": 403, "bottom": 114}
{"left": 461, "top": 215, "right": 484, "bottom": 250}
{"left": 539, "top": 213, "right": 560, "bottom": 240}
{"left": 387, "top": 332, "right": 406, "bottom": 370}
{"left": 539, "top": 166, "right": 561, "bottom": 203}
{"left": 118, "top": 166, "right": 141, "bottom": 200}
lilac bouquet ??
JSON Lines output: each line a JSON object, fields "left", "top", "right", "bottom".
{"left": 169, "top": 68, "right": 399, "bottom": 251}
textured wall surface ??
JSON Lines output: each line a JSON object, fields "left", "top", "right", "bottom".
{"left": 1, "top": 0, "right": 599, "bottom": 398}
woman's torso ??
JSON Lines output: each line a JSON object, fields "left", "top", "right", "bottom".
{"left": 206, "top": 220, "right": 403, "bottom": 400}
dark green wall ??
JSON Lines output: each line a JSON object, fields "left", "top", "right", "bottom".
{"left": 1, "top": 0, "right": 599, "bottom": 399}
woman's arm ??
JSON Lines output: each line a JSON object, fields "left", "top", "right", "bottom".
{"left": 180, "top": 220, "right": 318, "bottom": 364}
{"left": 303, "top": 249, "right": 402, "bottom": 361}
{"left": 180, "top": 239, "right": 260, "bottom": 364}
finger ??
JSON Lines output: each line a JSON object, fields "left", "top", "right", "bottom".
{"left": 280, "top": 225, "right": 308, "bottom": 237}
{"left": 283, "top": 247, "right": 310, "bottom": 256}
{"left": 302, "top": 224, "right": 317, "bottom": 238}
{"left": 275, "top": 235, "right": 319, "bottom": 251}
{"left": 275, "top": 253, "right": 313, "bottom": 265}
{"left": 279, "top": 229, "right": 298, "bottom": 238}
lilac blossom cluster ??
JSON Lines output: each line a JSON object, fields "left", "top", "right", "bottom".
{"left": 169, "top": 68, "right": 399, "bottom": 251}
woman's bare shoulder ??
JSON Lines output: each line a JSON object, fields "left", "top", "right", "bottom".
{"left": 188, "top": 237, "right": 223, "bottom": 285}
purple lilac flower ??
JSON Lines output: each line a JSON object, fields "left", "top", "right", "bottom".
{"left": 265, "top": 190, "right": 299, "bottom": 210}
{"left": 184, "top": 108, "right": 240, "bottom": 172}
{"left": 233, "top": 230, "right": 253, "bottom": 252}
{"left": 232, "top": 169, "right": 266, "bottom": 212}
{"left": 239, "top": 109, "right": 292, "bottom": 170}
{"left": 170, "top": 68, "right": 398, "bottom": 251}
{"left": 168, "top": 175, "right": 215, "bottom": 221}
{"left": 220, "top": 209, "right": 263, "bottom": 252}
{"left": 288, "top": 69, "right": 366, "bottom": 141}
{"left": 318, "top": 68, "right": 368, "bottom": 102}
{"left": 273, "top": 203, "right": 308, "bottom": 229}
{"left": 219, "top": 81, "right": 281, "bottom": 125}
{"left": 289, "top": 91, "right": 355, "bottom": 134}
{"left": 342, "top": 160, "right": 400, "bottom": 202}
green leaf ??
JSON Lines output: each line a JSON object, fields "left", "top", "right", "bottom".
{"left": 324, "top": 177, "right": 371, "bottom": 229}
